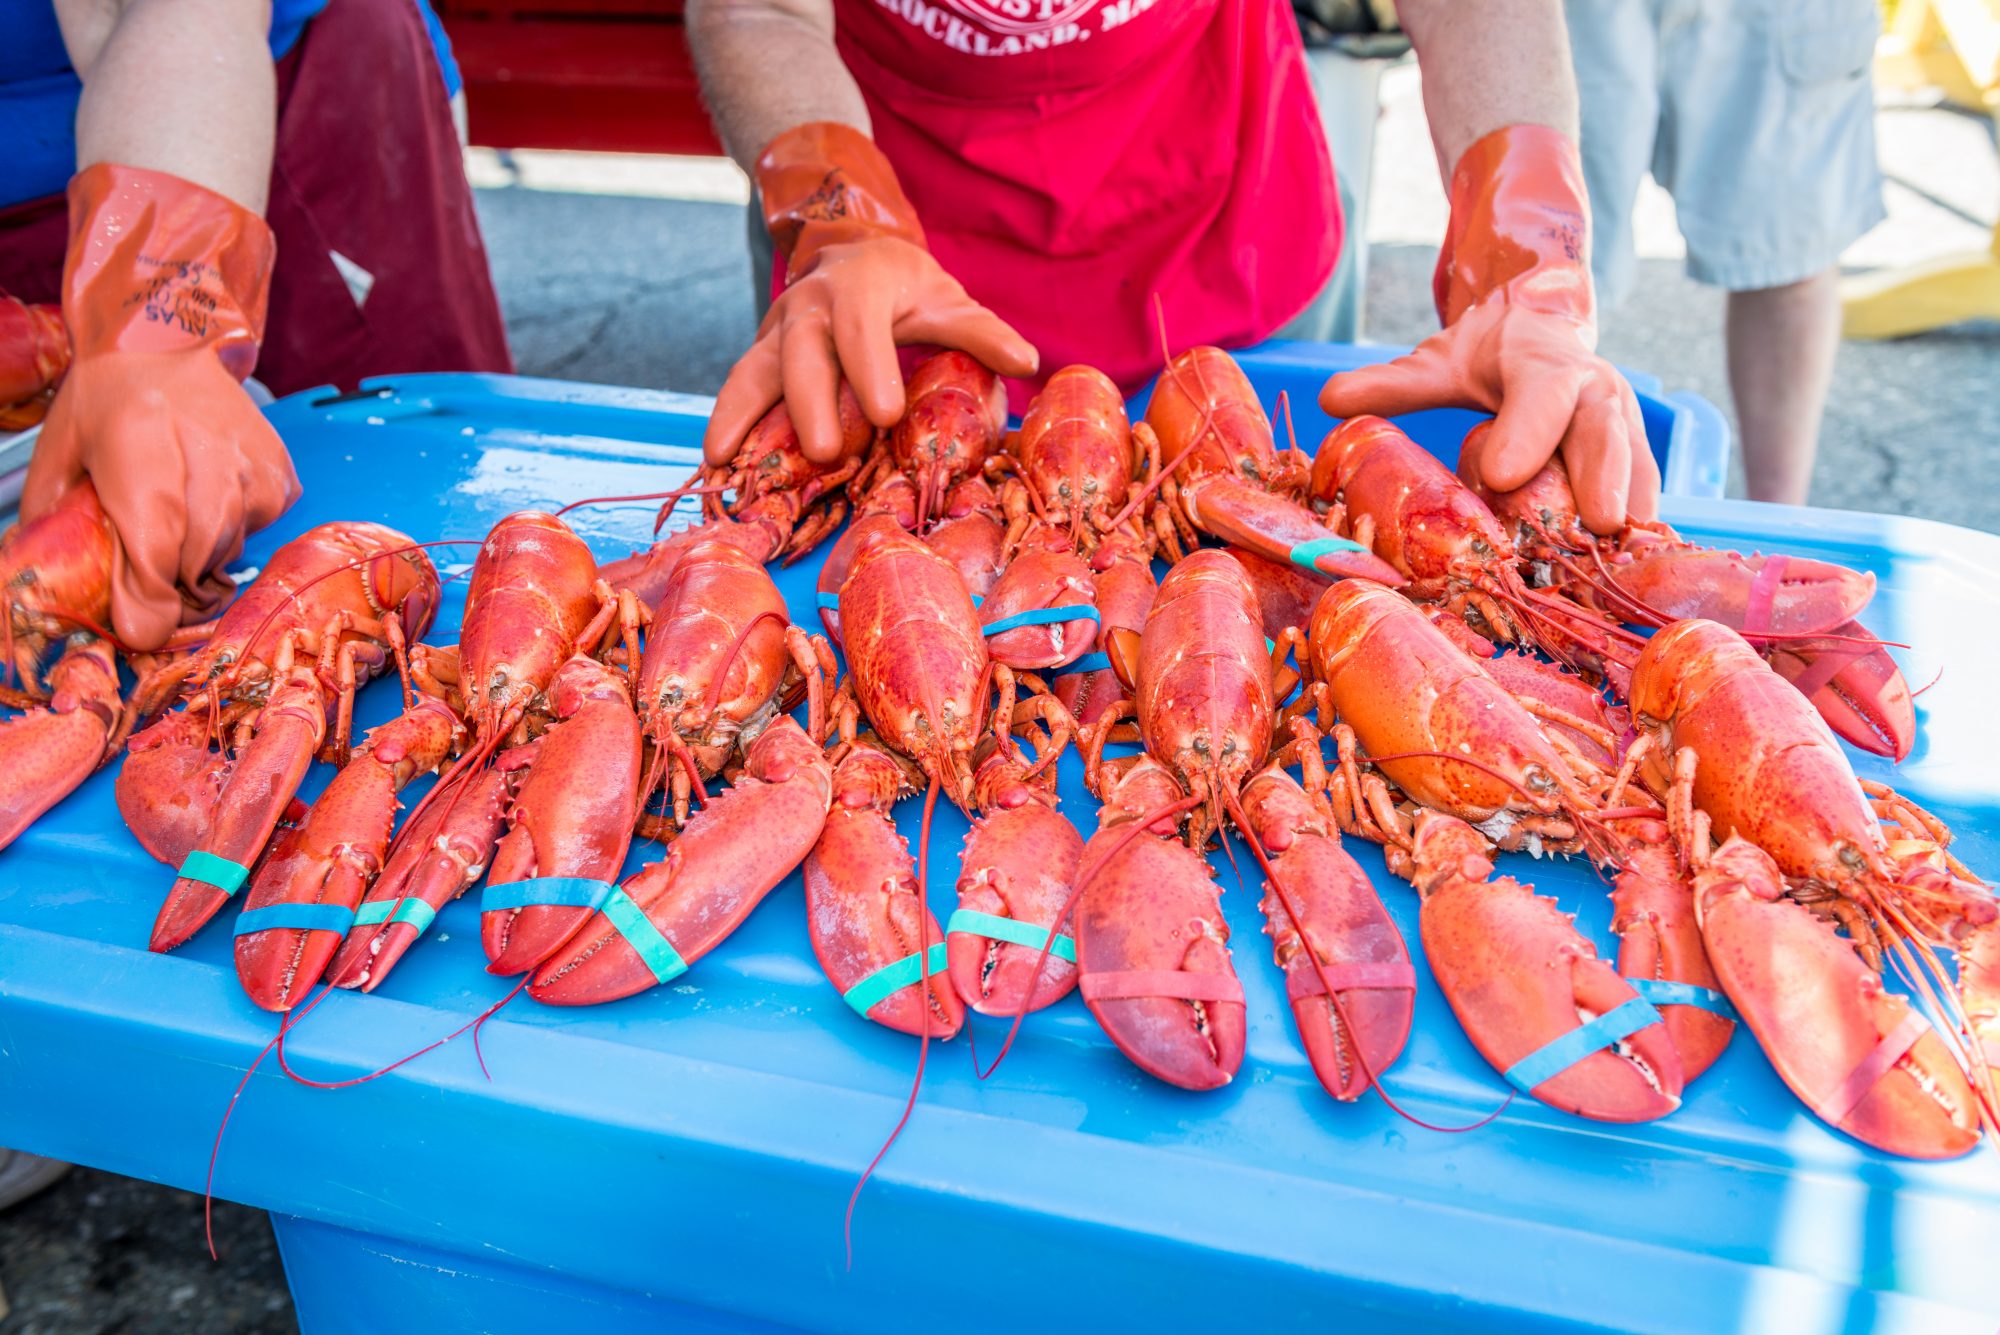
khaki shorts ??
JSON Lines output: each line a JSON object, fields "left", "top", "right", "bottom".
{"left": 1566, "top": 0, "right": 1887, "bottom": 301}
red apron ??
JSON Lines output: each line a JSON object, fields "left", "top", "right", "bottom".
{"left": 833, "top": 0, "right": 1339, "bottom": 411}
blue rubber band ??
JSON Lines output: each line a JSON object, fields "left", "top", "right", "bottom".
{"left": 1052, "top": 651, "right": 1113, "bottom": 677}
{"left": 1289, "top": 536, "right": 1369, "bottom": 574}
{"left": 599, "top": 886, "right": 689, "bottom": 986}
{"left": 982, "top": 604, "right": 1101, "bottom": 637}
{"left": 946, "top": 908, "right": 1076, "bottom": 963}
{"left": 1626, "top": 977, "right": 1739, "bottom": 1021}
{"left": 1501, "top": 997, "right": 1664, "bottom": 1093}
{"left": 817, "top": 591, "right": 841, "bottom": 610}
{"left": 481, "top": 877, "right": 615, "bottom": 914}
{"left": 352, "top": 898, "right": 440, "bottom": 936}
{"left": 234, "top": 903, "right": 357, "bottom": 938}
{"left": 842, "top": 942, "right": 951, "bottom": 1018}
{"left": 178, "top": 850, "right": 250, "bottom": 897}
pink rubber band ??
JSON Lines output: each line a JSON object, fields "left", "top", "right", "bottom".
{"left": 1823, "top": 1010, "right": 1930, "bottom": 1125}
{"left": 1741, "top": 554, "right": 1787, "bottom": 638}
{"left": 1786, "top": 641, "right": 1870, "bottom": 701}
{"left": 1287, "top": 959, "right": 1417, "bottom": 1002}
{"left": 1081, "top": 969, "right": 1246, "bottom": 1005}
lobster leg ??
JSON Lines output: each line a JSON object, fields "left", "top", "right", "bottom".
{"left": 529, "top": 716, "right": 833, "bottom": 1005}
{"left": 1408, "top": 811, "right": 1684, "bottom": 1122}
{"left": 1693, "top": 836, "right": 1979, "bottom": 1158}
{"left": 482, "top": 655, "right": 645, "bottom": 975}
{"left": 0, "top": 640, "right": 126, "bottom": 851}
{"left": 233, "top": 699, "right": 458, "bottom": 1011}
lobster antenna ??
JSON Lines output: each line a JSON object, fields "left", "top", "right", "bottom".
{"left": 1218, "top": 787, "right": 1514, "bottom": 1133}
{"left": 551, "top": 483, "right": 728, "bottom": 520}
{"left": 845, "top": 776, "right": 943, "bottom": 1269}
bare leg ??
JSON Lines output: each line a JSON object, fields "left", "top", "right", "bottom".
{"left": 1725, "top": 268, "right": 1842, "bottom": 505}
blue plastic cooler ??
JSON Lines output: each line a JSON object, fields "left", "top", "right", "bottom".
{"left": 2, "top": 347, "right": 1995, "bottom": 1335}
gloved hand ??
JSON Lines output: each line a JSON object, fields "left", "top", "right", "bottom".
{"left": 704, "top": 122, "right": 1036, "bottom": 467}
{"left": 22, "top": 163, "right": 300, "bottom": 651}
{"left": 1318, "top": 125, "right": 1657, "bottom": 534}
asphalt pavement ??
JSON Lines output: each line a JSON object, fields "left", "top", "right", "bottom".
{"left": 1, "top": 61, "right": 1993, "bottom": 1335}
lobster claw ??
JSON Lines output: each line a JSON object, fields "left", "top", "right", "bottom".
{"left": 0, "top": 640, "right": 125, "bottom": 851}
{"left": 1410, "top": 812, "right": 1684, "bottom": 1122}
{"left": 1075, "top": 759, "right": 1246, "bottom": 1090}
{"left": 481, "top": 656, "right": 644, "bottom": 974}
{"left": 530, "top": 716, "right": 833, "bottom": 1005}
{"left": 327, "top": 766, "right": 509, "bottom": 992}
{"left": 1607, "top": 825, "right": 1735, "bottom": 1083}
{"left": 1763, "top": 620, "right": 1916, "bottom": 762}
{"left": 1695, "top": 836, "right": 1979, "bottom": 1159}
{"left": 234, "top": 699, "right": 459, "bottom": 1011}
{"left": 806, "top": 746, "right": 965, "bottom": 1037}
{"left": 1176, "top": 472, "right": 1405, "bottom": 585}
{"left": 950, "top": 782, "right": 1083, "bottom": 1017}
{"left": 148, "top": 665, "right": 329, "bottom": 953}
{"left": 1238, "top": 765, "right": 1412, "bottom": 1101}
{"left": 116, "top": 708, "right": 233, "bottom": 869}
{"left": 1601, "top": 542, "right": 1875, "bottom": 638}
{"left": 977, "top": 547, "right": 1099, "bottom": 670}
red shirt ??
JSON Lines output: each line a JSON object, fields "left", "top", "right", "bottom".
{"left": 832, "top": 0, "right": 1340, "bottom": 410}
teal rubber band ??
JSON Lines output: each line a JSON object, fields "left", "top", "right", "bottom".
{"left": 234, "top": 903, "right": 356, "bottom": 938}
{"left": 817, "top": 591, "right": 841, "bottom": 610}
{"left": 352, "top": 898, "right": 439, "bottom": 936}
{"left": 1503, "top": 997, "right": 1663, "bottom": 1093}
{"left": 946, "top": 908, "right": 1076, "bottom": 963}
{"left": 981, "top": 604, "right": 1102, "bottom": 637}
{"left": 1052, "top": 651, "right": 1113, "bottom": 677}
{"left": 1627, "top": 977, "right": 1739, "bottom": 1021}
{"left": 482, "top": 877, "right": 615, "bottom": 914}
{"left": 842, "top": 942, "right": 950, "bottom": 1018}
{"left": 1288, "top": 536, "right": 1369, "bottom": 574}
{"left": 599, "top": 886, "right": 689, "bottom": 985}
{"left": 179, "top": 850, "right": 250, "bottom": 897}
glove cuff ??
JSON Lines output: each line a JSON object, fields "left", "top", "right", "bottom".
{"left": 1431, "top": 124, "right": 1594, "bottom": 329}
{"left": 62, "top": 163, "right": 275, "bottom": 382}
{"left": 755, "top": 122, "right": 925, "bottom": 284}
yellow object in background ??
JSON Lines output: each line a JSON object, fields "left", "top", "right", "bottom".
{"left": 1841, "top": 0, "right": 2000, "bottom": 338}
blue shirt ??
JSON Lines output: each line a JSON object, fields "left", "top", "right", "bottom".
{"left": 0, "top": 1, "right": 462, "bottom": 211}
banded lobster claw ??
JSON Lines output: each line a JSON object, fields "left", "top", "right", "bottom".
{"left": 806, "top": 741, "right": 964, "bottom": 1037}
{"left": 1237, "top": 747, "right": 1412, "bottom": 1101}
{"left": 482, "top": 655, "right": 645, "bottom": 975}
{"left": 1764, "top": 619, "right": 1915, "bottom": 762}
{"left": 530, "top": 715, "right": 833, "bottom": 1005}
{"left": 232, "top": 698, "right": 459, "bottom": 1011}
{"left": 1406, "top": 811, "right": 1684, "bottom": 1122}
{"left": 1074, "top": 756, "right": 1246, "bottom": 1090}
{"left": 1694, "top": 836, "right": 1979, "bottom": 1159}
{"left": 0, "top": 640, "right": 129, "bottom": 850}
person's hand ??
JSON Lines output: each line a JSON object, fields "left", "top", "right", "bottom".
{"left": 1318, "top": 124, "right": 1658, "bottom": 535}
{"left": 25, "top": 351, "right": 299, "bottom": 649}
{"left": 703, "top": 121, "right": 1036, "bottom": 467}
{"left": 704, "top": 236, "right": 1035, "bottom": 466}
{"left": 19, "top": 163, "right": 299, "bottom": 651}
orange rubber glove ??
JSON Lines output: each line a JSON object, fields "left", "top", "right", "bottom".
{"left": 22, "top": 163, "right": 301, "bottom": 651}
{"left": 704, "top": 122, "right": 1037, "bottom": 467}
{"left": 1319, "top": 125, "right": 1657, "bottom": 534}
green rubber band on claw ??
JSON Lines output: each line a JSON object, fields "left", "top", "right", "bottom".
{"left": 842, "top": 942, "right": 950, "bottom": 1019}
{"left": 600, "top": 886, "right": 689, "bottom": 986}
{"left": 1288, "top": 536, "right": 1369, "bottom": 574}
{"left": 178, "top": 850, "right": 250, "bottom": 897}
{"left": 1502, "top": 996, "right": 1663, "bottom": 1093}
{"left": 352, "top": 898, "right": 439, "bottom": 936}
{"left": 1626, "top": 977, "right": 1739, "bottom": 1021}
{"left": 946, "top": 908, "right": 1076, "bottom": 963}
{"left": 233, "top": 903, "right": 356, "bottom": 937}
